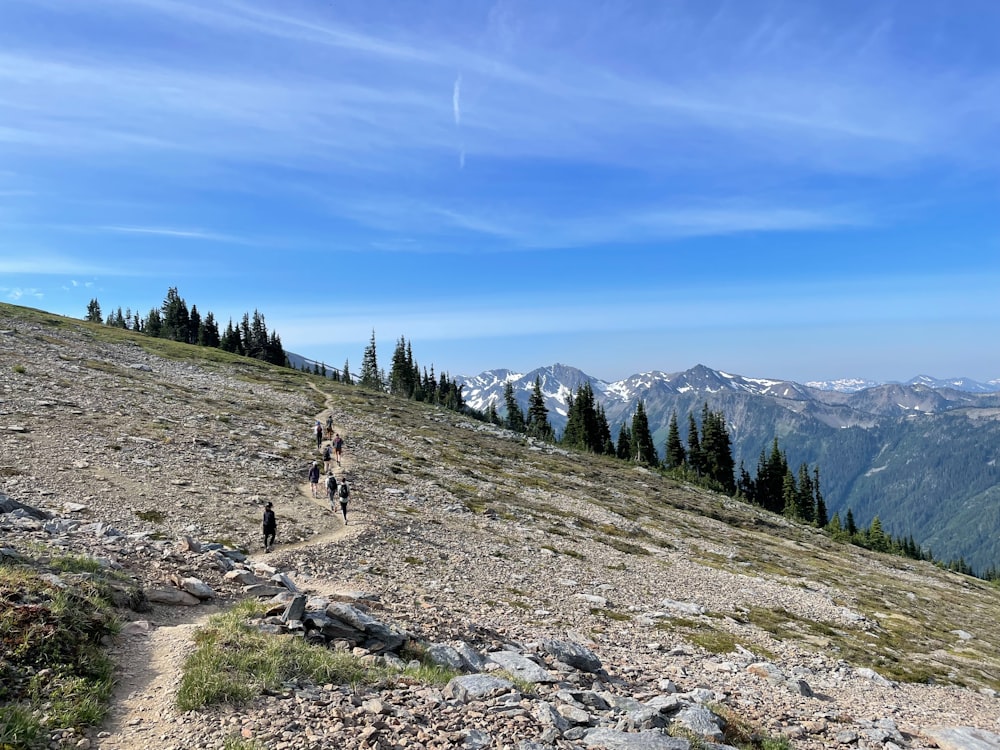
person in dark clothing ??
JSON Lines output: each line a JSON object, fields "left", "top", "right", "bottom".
{"left": 338, "top": 479, "right": 350, "bottom": 524}
{"left": 325, "top": 472, "right": 338, "bottom": 509}
{"left": 308, "top": 461, "right": 321, "bottom": 498}
{"left": 314, "top": 421, "right": 323, "bottom": 449}
{"left": 333, "top": 433, "right": 344, "bottom": 465}
{"left": 262, "top": 502, "right": 277, "bottom": 552}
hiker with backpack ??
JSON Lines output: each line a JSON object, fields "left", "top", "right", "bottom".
{"left": 262, "top": 502, "right": 277, "bottom": 553}
{"left": 325, "top": 414, "right": 333, "bottom": 439}
{"left": 325, "top": 472, "right": 338, "bottom": 509}
{"left": 337, "top": 478, "right": 350, "bottom": 524}
{"left": 308, "top": 461, "right": 321, "bottom": 498}
{"left": 314, "top": 420, "right": 323, "bottom": 448}
{"left": 322, "top": 442, "right": 333, "bottom": 472}
{"left": 333, "top": 433, "right": 344, "bottom": 466}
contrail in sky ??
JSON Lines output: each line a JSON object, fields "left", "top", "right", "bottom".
{"left": 453, "top": 74, "right": 461, "bottom": 125}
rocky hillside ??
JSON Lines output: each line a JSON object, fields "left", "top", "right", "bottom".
{"left": 2, "top": 302, "right": 1000, "bottom": 750}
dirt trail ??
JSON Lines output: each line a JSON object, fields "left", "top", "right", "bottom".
{"left": 94, "top": 395, "right": 355, "bottom": 749}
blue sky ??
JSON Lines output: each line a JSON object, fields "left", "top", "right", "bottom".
{"left": 2, "top": 0, "right": 999, "bottom": 383}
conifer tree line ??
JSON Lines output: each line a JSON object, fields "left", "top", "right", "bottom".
{"left": 307, "top": 332, "right": 465, "bottom": 414}
{"left": 86, "top": 289, "right": 286, "bottom": 366}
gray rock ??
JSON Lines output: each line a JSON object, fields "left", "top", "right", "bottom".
{"left": 281, "top": 594, "right": 306, "bottom": 623}
{"left": 923, "top": 726, "right": 1000, "bottom": 750}
{"left": 786, "top": 677, "right": 813, "bottom": 697}
{"left": 533, "top": 701, "right": 570, "bottom": 732}
{"left": 444, "top": 674, "right": 516, "bottom": 703}
{"left": 427, "top": 643, "right": 468, "bottom": 671}
{"left": 453, "top": 640, "right": 488, "bottom": 672}
{"left": 541, "top": 638, "right": 602, "bottom": 672}
{"left": 180, "top": 577, "right": 214, "bottom": 600}
{"left": 583, "top": 727, "right": 690, "bottom": 749}
{"left": 672, "top": 705, "right": 724, "bottom": 742}
{"left": 146, "top": 588, "right": 201, "bottom": 606}
{"left": 487, "top": 650, "right": 555, "bottom": 684}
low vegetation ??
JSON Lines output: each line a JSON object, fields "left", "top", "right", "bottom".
{"left": 176, "top": 601, "right": 457, "bottom": 711}
{"left": 0, "top": 554, "right": 122, "bottom": 749}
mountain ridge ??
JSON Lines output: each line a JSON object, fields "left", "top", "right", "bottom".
{"left": 457, "top": 363, "right": 1000, "bottom": 574}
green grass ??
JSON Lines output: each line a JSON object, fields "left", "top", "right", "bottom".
{"left": 0, "top": 559, "right": 120, "bottom": 748}
{"left": 176, "top": 601, "right": 460, "bottom": 711}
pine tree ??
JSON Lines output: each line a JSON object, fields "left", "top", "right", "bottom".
{"left": 665, "top": 411, "right": 686, "bottom": 469}
{"left": 631, "top": 400, "right": 658, "bottom": 466}
{"left": 616, "top": 423, "right": 632, "bottom": 460}
{"left": 85, "top": 298, "right": 102, "bottom": 323}
{"left": 161, "top": 287, "right": 190, "bottom": 342}
{"left": 144, "top": 308, "right": 162, "bottom": 338}
{"left": 561, "top": 383, "right": 600, "bottom": 452}
{"left": 845, "top": 508, "right": 858, "bottom": 536}
{"left": 503, "top": 381, "right": 525, "bottom": 432}
{"left": 526, "top": 377, "right": 553, "bottom": 440}
{"left": 198, "top": 312, "right": 220, "bottom": 348}
{"left": 795, "top": 463, "right": 815, "bottom": 522}
{"left": 595, "top": 404, "right": 615, "bottom": 454}
{"left": 359, "top": 330, "right": 382, "bottom": 390}
{"left": 686, "top": 413, "right": 703, "bottom": 475}
{"left": 781, "top": 469, "right": 798, "bottom": 519}
{"left": 699, "top": 406, "right": 735, "bottom": 493}
{"left": 813, "top": 467, "right": 828, "bottom": 527}
{"left": 188, "top": 305, "right": 201, "bottom": 345}
{"left": 389, "top": 336, "right": 413, "bottom": 396}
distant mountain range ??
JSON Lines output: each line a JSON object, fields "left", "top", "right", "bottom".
{"left": 457, "top": 364, "right": 1000, "bottom": 574}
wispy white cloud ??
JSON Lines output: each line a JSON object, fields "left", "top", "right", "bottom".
{"left": 99, "top": 225, "right": 244, "bottom": 242}
{"left": 1, "top": 286, "right": 44, "bottom": 302}
{"left": 452, "top": 74, "right": 461, "bottom": 126}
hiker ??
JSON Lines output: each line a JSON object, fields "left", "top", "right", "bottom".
{"left": 325, "top": 414, "right": 333, "bottom": 437}
{"left": 325, "top": 471, "right": 338, "bottom": 509}
{"left": 337, "top": 478, "right": 350, "bottom": 524}
{"left": 322, "top": 442, "right": 333, "bottom": 472}
{"left": 314, "top": 420, "right": 323, "bottom": 449}
{"left": 262, "top": 502, "right": 277, "bottom": 552}
{"left": 333, "top": 433, "right": 344, "bottom": 465}
{"left": 308, "top": 461, "right": 321, "bottom": 498}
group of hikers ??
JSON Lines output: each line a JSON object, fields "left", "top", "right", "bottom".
{"left": 262, "top": 414, "right": 352, "bottom": 553}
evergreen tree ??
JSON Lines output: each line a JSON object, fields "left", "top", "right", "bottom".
{"left": 161, "top": 287, "right": 190, "bottom": 342}
{"left": 188, "top": 305, "right": 201, "bottom": 345}
{"left": 631, "top": 400, "right": 658, "bottom": 466}
{"left": 561, "top": 383, "right": 600, "bottom": 452}
{"left": 526, "top": 377, "right": 553, "bottom": 440}
{"left": 845, "top": 508, "right": 858, "bottom": 536}
{"left": 665, "top": 411, "right": 686, "bottom": 469}
{"left": 198, "top": 312, "right": 220, "bottom": 348}
{"left": 595, "top": 404, "right": 615, "bottom": 455}
{"left": 813, "top": 467, "right": 828, "bottom": 527}
{"left": 389, "top": 336, "right": 413, "bottom": 397}
{"left": 685, "top": 412, "right": 705, "bottom": 475}
{"left": 487, "top": 402, "right": 501, "bottom": 425}
{"left": 219, "top": 319, "right": 241, "bottom": 354}
{"left": 736, "top": 460, "right": 755, "bottom": 503}
{"left": 85, "top": 298, "right": 102, "bottom": 323}
{"left": 699, "top": 406, "right": 735, "bottom": 493}
{"left": 795, "top": 463, "right": 815, "bottom": 523}
{"left": 342, "top": 359, "right": 352, "bottom": 384}
{"left": 781, "top": 469, "right": 798, "bottom": 519}
{"left": 144, "top": 308, "right": 162, "bottom": 338}
{"left": 503, "top": 381, "right": 526, "bottom": 432}
{"left": 616, "top": 423, "right": 632, "bottom": 460}
{"left": 359, "top": 330, "right": 382, "bottom": 390}
{"left": 828, "top": 511, "right": 842, "bottom": 533}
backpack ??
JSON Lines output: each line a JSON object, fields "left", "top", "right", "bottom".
{"left": 339, "top": 483, "right": 349, "bottom": 499}
{"left": 326, "top": 475, "right": 337, "bottom": 492}
{"left": 323, "top": 445, "right": 331, "bottom": 460}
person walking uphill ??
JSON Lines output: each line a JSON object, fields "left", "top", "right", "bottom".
{"left": 308, "top": 461, "right": 321, "bottom": 498}
{"left": 333, "top": 433, "right": 344, "bottom": 466}
{"left": 325, "top": 471, "right": 338, "bottom": 510}
{"left": 337, "top": 479, "right": 350, "bottom": 524}
{"left": 262, "top": 502, "right": 277, "bottom": 552}
{"left": 314, "top": 420, "right": 323, "bottom": 449}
